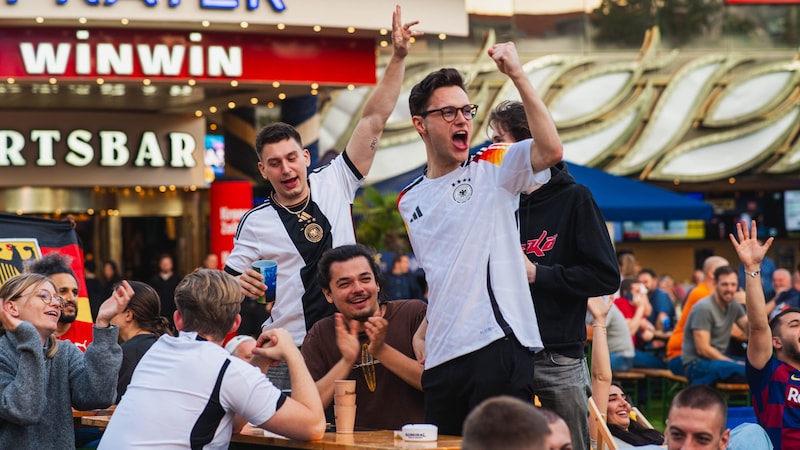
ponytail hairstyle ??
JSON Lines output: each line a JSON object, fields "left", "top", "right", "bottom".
{"left": 126, "top": 281, "right": 174, "bottom": 337}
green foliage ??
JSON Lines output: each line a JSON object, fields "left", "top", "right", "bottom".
{"left": 591, "top": 0, "right": 723, "bottom": 47}
{"left": 353, "top": 187, "right": 408, "bottom": 253}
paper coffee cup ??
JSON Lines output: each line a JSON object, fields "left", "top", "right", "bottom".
{"left": 334, "top": 404, "right": 356, "bottom": 434}
{"left": 334, "top": 393, "right": 356, "bottom": 406}
{"left": 252, "top": 260, "right": 277, "bottom": 304}
{"left": 334, "top": 379, "right": 356, "bottom": 396}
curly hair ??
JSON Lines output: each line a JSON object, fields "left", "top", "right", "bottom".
{"left": 488, "top": 100, "right": 531, "bottom": 142}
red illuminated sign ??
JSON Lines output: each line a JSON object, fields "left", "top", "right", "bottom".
{"left": 0, "top": 28, "right": 376, "bottom": 85}
{"left": 725, "top": 0, "right": 800, "bottom": 3}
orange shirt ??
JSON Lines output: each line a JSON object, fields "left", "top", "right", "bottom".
{"left": 666, "top": 283, "right": 711, "bottom": 359}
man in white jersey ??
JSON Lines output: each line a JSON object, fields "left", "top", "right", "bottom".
{"left": 397, "top": 42, "right": 563, "bottom": 435}
{"left": 98, "top": 269, "right": 325, "bottom": 450}
{"left": 223, "top": 6, "right": 421, "bottom": 390}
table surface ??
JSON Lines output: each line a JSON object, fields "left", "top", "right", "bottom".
{"left": 80, "top": 416, "right": 462, "bottom": 449}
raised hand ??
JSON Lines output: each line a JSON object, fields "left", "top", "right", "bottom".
{"left": 488, "top": 42, "right": 524, "bottom": 78}
{"left": 587, "top": 296, "right": 612, "bottom": 323}
{"left": 729, "top": 219, "right": 773, "bottom": 269}
{"left": 96, "top": 280, "right": 134, "bottom": 328}
{"left": 392, "top": 4, "right": 422, "bottom": 58}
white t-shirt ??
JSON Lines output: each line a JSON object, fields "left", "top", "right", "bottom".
{"left": 225, "top": 153, "right": 364, "bottom": 346}
{"left": 98, "top": 332, "right": 284, "bottom": 450}
{"left": 398, "top": 140, "right": 550, "bottom": 369}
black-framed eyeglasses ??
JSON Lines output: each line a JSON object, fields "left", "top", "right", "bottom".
{"left": 419, "top": 104, "right": 478, "bottom": 122}
{"left": 13, "top": 289, "right": 65, "bottom": 308}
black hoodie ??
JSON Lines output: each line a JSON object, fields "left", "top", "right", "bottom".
{"left": 519, "top": 162, "right": 620, "bottom": 358}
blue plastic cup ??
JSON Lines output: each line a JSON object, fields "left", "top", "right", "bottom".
{"left": 252, "top": 260, "right": 277, "bottom": 304}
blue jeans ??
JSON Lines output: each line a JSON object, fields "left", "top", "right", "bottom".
{"left": 668, "top": 356, "right": 684, "bottom": 376}
{"left": 533, "top": 351, "right": 592, "bottom": 450}
{"left": 633, "top": 350, "right": 667, "bottom": 369}
{"left": 684, "top": 356, "right": 746, "bottom": 385}
{"left": 609, "top": 353, "right": 634, "bottom": 372}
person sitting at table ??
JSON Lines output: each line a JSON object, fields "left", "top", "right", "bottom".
{"left": 606, "top": 383, "right": 664, "bottom": 448}
{"left": 462, "top": 395, "right": 551, "bottom": 450}
{"left": 0, "top": 272, "right": 133, "bottom": 449}
{"left": 98, "top": 269, "right": 325, "bottom": 449}
{"left": 301, "top": 244, "right": 427, "bottom": 430}
{"left": 110, "top": 281, "right": 174, "bottom": 403}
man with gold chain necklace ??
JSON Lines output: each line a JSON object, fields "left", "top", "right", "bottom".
{"left": 223, "top": 6, "right": 421, "bottom": 391}
{"left": 301, "top": 244, "right": 426, "bottom": 430}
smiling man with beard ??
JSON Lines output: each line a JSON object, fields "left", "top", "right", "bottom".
{"left": 27, "top": 253, "right": 94, "bottom": 352}
{"left": 301, "top": 244, "right": 426, "bottom": 430}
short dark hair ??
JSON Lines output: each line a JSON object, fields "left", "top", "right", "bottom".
{"left": 770, "top": 307, "right": 800, "bottom": 336}
{"left": 669, "top": 385, "right": 727, "bottom": 433}
{"left": 408, "top": 68, "right": 467, "bottom": 117}
{"left": 488, "top": 100, "right": 530, "bottom": 141}
{"left": 392, "top": 253, "right": 408, "bottom": 268}
{"left": 638, "top": 268, "right": 657, "bottom": 278}
{"left": 713, "top": 265, "right": 737, "bottom": 282}
{"left": 26, "top": 253, "right": 77, "bottom": 280}
{"left": 538, "top": 408, "right": 564, "bottom": 425}
{"left": 620, "top": 277, "right": 638, "bottom": 295}
{"left": 317, "top": 244, "right": 383, "bottom": 292}
{"left": 254, "top": 122, "right": 303, "bottom": 161}
{"left": 462, "top": 396, "right": 549, "bottom": 450}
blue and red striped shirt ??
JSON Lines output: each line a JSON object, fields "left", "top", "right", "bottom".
{"left": 747, "top": 356, "right": 800, "bottom": 449}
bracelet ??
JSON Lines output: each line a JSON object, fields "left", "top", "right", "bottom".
{"left": 592, "top": 324, "right": 607, "bottom": 328}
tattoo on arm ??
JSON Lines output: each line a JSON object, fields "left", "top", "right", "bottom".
{"left": 370, "top": 137, "right": 378, "bottom": 152}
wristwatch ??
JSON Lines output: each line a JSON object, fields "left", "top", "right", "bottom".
{"left": 746, "top": 269, "right": 760, "bottom": 278}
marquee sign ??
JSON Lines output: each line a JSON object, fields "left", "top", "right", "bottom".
{"left": 0, "top": 27, "right": 376, "bottom": 83}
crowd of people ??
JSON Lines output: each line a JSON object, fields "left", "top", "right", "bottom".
{"left": 2, "top": 5, "right": 799, "bottom": 450}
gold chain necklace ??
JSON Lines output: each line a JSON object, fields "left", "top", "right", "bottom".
{"left": 271, "top": 192, "right": 323, "bottom": 243}
{"left": 271, "top": 192, "right": 311, "bottom": 222}
{"left": 361, "top": 343, "right": 377, "bottom": 392}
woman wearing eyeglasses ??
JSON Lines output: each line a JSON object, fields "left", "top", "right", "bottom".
{"left": 0, "top": 272, "right": 133, "bottom": 449}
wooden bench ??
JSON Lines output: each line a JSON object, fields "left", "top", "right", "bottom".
{"left": 715, "top": 382, "right": 751, "bottom": 406}
{"left": 630, "top": 368, "right": 688, "bottom": 414}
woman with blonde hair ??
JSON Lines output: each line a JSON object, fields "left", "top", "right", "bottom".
{"left": 0, "top": 272, "right": 133, "bottom": 448}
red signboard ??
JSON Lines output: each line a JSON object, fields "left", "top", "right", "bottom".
{"left": 209, "top": 180, "right": 253, "bottom": 269}
{"left": 0, "top": 27, "right": 376, "bottom": 85}
{"left": 726, "top": 0, "right": 800, "bottom": 3}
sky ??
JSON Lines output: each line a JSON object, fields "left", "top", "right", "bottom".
{"left": 466, "top": 0, "right": 603, "bottom": 15}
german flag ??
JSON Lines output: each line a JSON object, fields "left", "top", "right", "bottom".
{"left": 0, "top": 213, "right": 93, "bottom": 323}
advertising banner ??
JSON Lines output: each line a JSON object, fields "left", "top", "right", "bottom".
{"left": 209, "top": 180, "right": 252, "bottom": 269}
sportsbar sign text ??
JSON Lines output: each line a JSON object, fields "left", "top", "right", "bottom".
{"left": 0, "top": 111, "right": 206, "bottom": 187}
{"left": 0, "top": 28, "right": 376, "bottom": 84}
